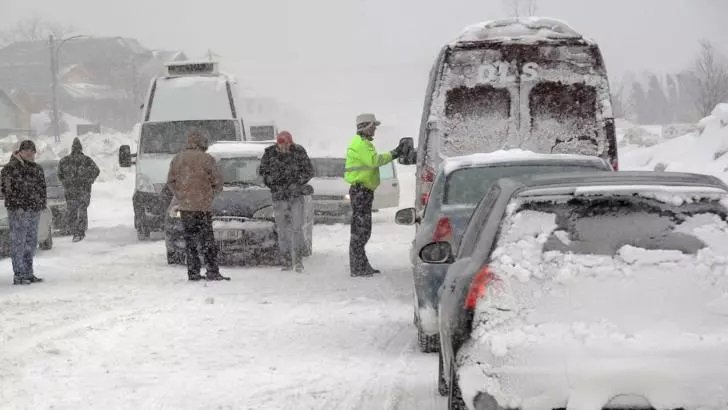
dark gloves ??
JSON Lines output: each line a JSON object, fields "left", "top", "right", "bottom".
{"left": 286, "top": 183, "right": 314, "bottom": 196}
{"left": 390, "top": 145, "right": 402, "bottom": 159}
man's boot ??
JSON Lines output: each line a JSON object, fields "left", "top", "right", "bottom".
{"left": 205, "top": 271, "right": 231, "bottom": 281}
{"left": 188, "top": 272, "right": 204, "bottom": 281}
{"left": 13, "top": 275, "right": 31, "bottom": 285}
{"left": 27, "top": 274, "right": 43, "bottom": 283}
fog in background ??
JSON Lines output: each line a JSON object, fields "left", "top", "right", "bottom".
{"left": 3, "top": 0, "right": 727, "bottom": 154}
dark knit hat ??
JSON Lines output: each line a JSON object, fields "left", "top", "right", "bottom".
{"left": 19, "top": 140, "right": 36, "bottom": 152}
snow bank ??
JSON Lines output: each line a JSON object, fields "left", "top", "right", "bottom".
{"left": 621, "top": 107, "right": 728, "bottom": 179}
{"left": 0, "top": 130, "right": 136, "bottom": 183}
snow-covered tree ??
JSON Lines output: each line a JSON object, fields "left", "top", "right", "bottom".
{"left": 0, "top": 15, "right": 75, "bottom": 47}
{"left": 691, "top": 40, "right": 728, "bottom": 117}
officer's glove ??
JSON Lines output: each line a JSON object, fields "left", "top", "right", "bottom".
{"left": 390, "top": 145, "right": 402, "bottom": 159}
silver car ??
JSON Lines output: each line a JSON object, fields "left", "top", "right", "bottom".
{"left": 431, "top": 171, "right": 728, "bottom": 410}
{"left": 396, "top": 152, "right": 611, "bottom": 353}
{"left": 309, "top": 157, "right": 400, "bottom": 222}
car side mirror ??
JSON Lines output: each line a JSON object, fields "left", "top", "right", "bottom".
{"left": 397, "top": 136, "right": 416, "bottom": 165}
{"left": 119, "top": 145, "right": 136, "bottom": 167}
{"left": 419, "top": 241, "right": 452, "bottom": 264}
{"left": 395, "top": 208, "right": 418, "bottom": 225}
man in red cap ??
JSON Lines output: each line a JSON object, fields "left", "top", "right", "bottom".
{"left": 259, "top": 130, "right": 314, "bottom": 272}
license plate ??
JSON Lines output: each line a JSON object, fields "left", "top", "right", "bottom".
{"left": 214, "top": 230, "right": 242, "bottom": 241}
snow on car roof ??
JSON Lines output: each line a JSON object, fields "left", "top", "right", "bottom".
{"left": 456, "top": 17, "right": 587, "bottom": 44}
{"left": 518, "top": 184, "right": 727, "bottom": 206}
{"left": 441, "top": 149, "right": 608, "bottom": 175}
{"left": 207, "top": 142, "right": 267, "bottom": 159}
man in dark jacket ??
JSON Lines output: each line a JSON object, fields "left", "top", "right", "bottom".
{"left": 58, "top": 138, "right": 100, "bottom": 242}
{"left": 1, "top": 140, "right": 47, "bottom": 285}
{"left": 167, "top": 130, "right": 228, "bottom": 282}
{"left": 259, "top": 131, "right": 313, "bottom": 272}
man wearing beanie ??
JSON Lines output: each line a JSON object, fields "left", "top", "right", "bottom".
{"left": 58, "top": 137, "right": 100, "bottom": 242}
{"left": 0, "top": 140, "right": 47, "bottom": 285}
{"left": 259, "top": 130, "right": 314, "bottom": 272}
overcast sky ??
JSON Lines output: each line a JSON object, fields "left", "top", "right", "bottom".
{"left": 2, "top": 0, "right": 727, "bottom": 148}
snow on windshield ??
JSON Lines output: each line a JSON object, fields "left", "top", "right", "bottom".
{"left": 148, "top": 76, "right": 233, "bottom": 121}
{"left": 458, "top": 196, "right": 728, "bottom": 409}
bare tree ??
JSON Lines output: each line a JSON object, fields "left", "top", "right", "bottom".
{"left": 692, "top": 40, "right": 728, "bottom": 117}
{"left": 0, "top": 16, "right": 76, "bottom": 47}
{"left": 502, "top": 0, "right": 538, "bottom": 17}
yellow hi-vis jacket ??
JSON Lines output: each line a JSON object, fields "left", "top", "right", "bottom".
{"left": 344, "top": 134, "right": 393, "bottom": 191}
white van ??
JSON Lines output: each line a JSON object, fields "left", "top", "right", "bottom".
{"left": 406, "top": 18, "right": 619, "bottom": 212}
{"left": 119, "top": 61, "right": 246, "bottom": 239}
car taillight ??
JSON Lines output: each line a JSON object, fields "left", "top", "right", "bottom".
{"left": 611, "top": 159, "right": 619, "bottom": 171}
{"left": 432, "top": 217, "right": 453, "bottom": 242}
{"left": 464, "top": 266, "right": 495, "bottom": 311}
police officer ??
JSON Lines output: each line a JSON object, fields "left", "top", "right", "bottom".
{"left": 344, "top": 113, "right": 404, "bottom": 277}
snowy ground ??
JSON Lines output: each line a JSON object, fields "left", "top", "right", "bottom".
{"left": 0, "top": 159, "right": 447, "bottom": 409}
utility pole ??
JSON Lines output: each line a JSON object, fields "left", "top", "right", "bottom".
{"left": 49, "top": 34, "right": 61, "bottom": 142}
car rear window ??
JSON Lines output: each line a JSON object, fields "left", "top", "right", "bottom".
{"left": 489, "top": 196, "right": 728, "bottom": 281}
{"left": 444, "top": 164, "right": 606, "bottom": 205}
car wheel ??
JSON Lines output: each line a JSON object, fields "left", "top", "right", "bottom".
{"left": 448, "top": 359, "right": 467, "bottom": 410}
{"left": 167, "top": 251, "right": 185, "bottom": 265}
{"left": 38, "top": 224, "right": 53, "bottom": 250}
{"left": 418, "top": 327, "right": 440, "bottom": 353}
{"left": 438, "top": 351, "right": 449, "bottom": 396}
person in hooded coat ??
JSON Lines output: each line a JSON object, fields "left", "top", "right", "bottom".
{"left": 58, "top": 137, "right": 100, "bottom": 242}
{"left": 166, "top": 130, "right": 228, "bottom": 281}
{"left": 1, "top": 140, "right": 46, "bottom": 285}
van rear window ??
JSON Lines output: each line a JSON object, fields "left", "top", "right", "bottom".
{"left": 529, "top": 82, "right": 599, "bottom": 156}
{"left": 442, "top": 85, "right": 511, "bottom": 157}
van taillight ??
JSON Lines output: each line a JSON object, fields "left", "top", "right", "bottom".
{"left": 464, "top": 266, "right": 495, "bottom": 311}
{"left": 421, "top": 167, "right": 435, "bottom": 183}
{"left": 421, "top": 193, "right": 430, "bottom": 206}
{"left": 432, "top": 217, "right": 453, "bottom": 242}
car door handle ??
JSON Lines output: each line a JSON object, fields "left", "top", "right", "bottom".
{"left": 392, "top": 182, "right": 398, "bottom": 187}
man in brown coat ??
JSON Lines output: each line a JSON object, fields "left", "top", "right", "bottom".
{"left": 166, "top": 130, "right": 228, "bottom": 281}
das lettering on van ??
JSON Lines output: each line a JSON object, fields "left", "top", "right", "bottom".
{"left": 478, "top": 61, "right": 539, "bottom": 83}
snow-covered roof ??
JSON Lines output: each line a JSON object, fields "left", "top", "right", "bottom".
{"left": 456, "top": 17, "right": 587, "bottom": 44}
{"left": 208, "top": 142, "right": 266, "bottom": 159}
{"left": 442, "top": 150, "right": 608, "bottom": 175}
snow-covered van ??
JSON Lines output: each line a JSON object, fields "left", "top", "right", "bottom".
{"left": 411, "top": 17, "right": 618, "bottom": 212}
{"left": 119, "top": 61, "right": 246, "bottom": 239}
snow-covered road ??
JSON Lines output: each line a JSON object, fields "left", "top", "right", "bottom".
{"left": 0, "top": 172, "right": 445, "bottom": 409}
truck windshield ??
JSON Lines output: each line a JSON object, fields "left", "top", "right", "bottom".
{"left": 139, "top": 120, "right": 237, "bottom": 155}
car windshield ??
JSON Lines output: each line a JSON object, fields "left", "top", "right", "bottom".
{"left": 312, "top": 158, "right": 345, "bottom": 178}
{"left": 139, "top": 120, "right": 237, "bottom": 155}
{"left": 444, "top": 164, "right": 606, "bottom": 205}
{"left": 249, "top": 126, "right": 276, "bottom": 141}
{"left": 217, "top": 157, "right": 263, "bottom": 186}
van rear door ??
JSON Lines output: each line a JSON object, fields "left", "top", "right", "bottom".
{"left": 373, "top": 162, "right": 400, "bottom": 210}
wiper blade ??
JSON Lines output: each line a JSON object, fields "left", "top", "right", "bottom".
{"left": 224, "top": 181, "right": 263, "bottom": 187}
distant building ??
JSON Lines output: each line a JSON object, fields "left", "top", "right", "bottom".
{"left": 0, "top": 37, "right": 186, "bottom": 131}
{"left": 0, "top": 89, "right": 32, "bottom": 137}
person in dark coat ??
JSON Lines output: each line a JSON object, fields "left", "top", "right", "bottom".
{"left": 259, "top": 131, "right": 313, "bottom": 272}
{"left": 167, "top": 130, "right": 228, "bottom": 282}
{"left": 0, "top": 140, "right": 47, "bottom": 285}
{"left": 58, "top": 138, "right": 100, "bottom": 242}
